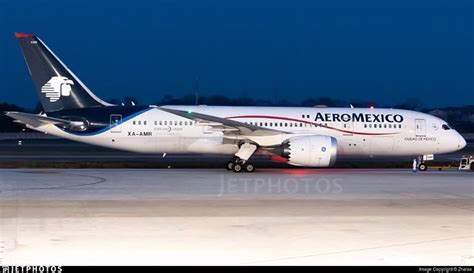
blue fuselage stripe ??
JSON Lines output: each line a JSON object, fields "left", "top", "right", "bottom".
{"left": 61, "top": 107, "right": 153, "bottom": 136}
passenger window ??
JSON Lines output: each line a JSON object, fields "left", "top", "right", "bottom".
{"left": 144, "top": 121, "right": 147, "bottom": 125}
{"left": 133, "top": 121, "right": 136, "bottom": 125}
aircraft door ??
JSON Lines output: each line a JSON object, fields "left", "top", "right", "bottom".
{"left": 110, "top": 114, "right": 122, "bottom": 133}
{"left": 415, "top": 119, "right": 426, "bottom": 137}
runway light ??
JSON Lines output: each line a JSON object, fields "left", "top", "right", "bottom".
{"left": 187, "top": 110, "right": 193, "bottom": 114}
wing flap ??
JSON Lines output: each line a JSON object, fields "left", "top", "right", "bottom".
{"left": 158, "top": 107, "right": 294, "bottom": 146}
{"left": 159, "top": 107, "right": 282, "bottom": 135}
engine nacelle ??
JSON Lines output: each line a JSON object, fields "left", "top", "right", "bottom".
{"left": 282, "top": 136, "right": 337, "bottom": 167}
{"left": 60, "top": 116, "right": 90, "bottom": 132}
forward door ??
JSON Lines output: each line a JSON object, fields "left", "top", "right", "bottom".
{"left": 415, "top": 119, "right": 426, "bottom": 137}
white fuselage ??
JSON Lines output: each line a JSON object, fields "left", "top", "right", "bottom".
{"left": 39, "top": 106, "right": 466, "bottom": 158}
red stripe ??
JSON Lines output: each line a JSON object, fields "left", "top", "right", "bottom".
{"left": 225, "top": 115, "right": 398, "bottom": 136}
{"left": 271, "top": 155, "right": 289, "bottom": 163}
{"left": 15, "top": 32, "right": 33, "bottom": 38}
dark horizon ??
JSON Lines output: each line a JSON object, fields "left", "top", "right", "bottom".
{"left": 1, "top": 0, "right": 472, "bottom": 109}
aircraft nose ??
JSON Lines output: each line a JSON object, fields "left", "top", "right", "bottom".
{"left": 458, "top": 134, "right": 467, "bottom": 150}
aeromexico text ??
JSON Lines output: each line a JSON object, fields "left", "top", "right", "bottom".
{"left": 315, "top": 113, "right": 404, "bottom": 123}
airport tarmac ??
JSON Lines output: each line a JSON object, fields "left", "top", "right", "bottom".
{"left": 0, "top": 168, "right": 473, "bottom": 265}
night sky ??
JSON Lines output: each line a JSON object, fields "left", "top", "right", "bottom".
{"left": 0, "top": 0, "right": 472, "bottom": 109}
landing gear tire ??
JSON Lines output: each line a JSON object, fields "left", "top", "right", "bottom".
{"left": 232, "top": 163, "right": 243, "bottom": 173}
{"left": 470, "top": 163, "right": 474, "bottom": 171}
{"left": 226, "top": 161, "right": 234, "bottom": 171}
{"left": 418, "top": 163, "right": 427, "bottom": 172}
{"left": 244, "top": 163, "right": 255, "bottom": 173}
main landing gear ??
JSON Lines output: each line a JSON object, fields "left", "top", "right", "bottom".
{"left": 226, "top": 143, "right": 258, "bottom": 173}
{"left": 226, "top": 158, "right": 255, "bottom": 173}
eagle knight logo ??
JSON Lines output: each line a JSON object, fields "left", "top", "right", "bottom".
{"left": 41, "top": 76, "right": 74, "bottom": 102}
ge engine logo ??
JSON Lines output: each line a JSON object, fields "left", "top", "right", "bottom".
{"left": 41, "top": 76, "right": 74, "bottom": 102}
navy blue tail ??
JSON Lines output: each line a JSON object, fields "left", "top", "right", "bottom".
{"left": 15, "top": 33, "right": 113, "bottom": 112}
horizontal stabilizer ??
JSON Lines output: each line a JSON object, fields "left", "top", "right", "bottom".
{"left": 4, "top": 111, "right": 72, "bottom": 128}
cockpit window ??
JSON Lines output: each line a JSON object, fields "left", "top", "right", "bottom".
{"left": 442, "top": 124, "right": 451, "bottom": 130}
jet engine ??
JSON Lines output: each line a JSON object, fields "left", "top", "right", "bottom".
{"left": 60, "top": 116, "right": 90, "bottom": 132}
{"left": 278, "top": 135, "right": 337, "bottom": 167}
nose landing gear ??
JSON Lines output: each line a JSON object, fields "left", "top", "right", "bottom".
{"left": 415, "top": 155, "right": 433, "bottom": 172}
{"left": 418, "top": 163, "right": 427, "bottom": 171}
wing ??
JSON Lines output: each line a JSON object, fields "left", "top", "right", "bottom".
{"left": 158, "top": 107, "right": 305, "bottom": 146}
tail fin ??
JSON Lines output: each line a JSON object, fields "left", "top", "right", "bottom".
{"left": 15, "top": 32, "right": 113, "bottom": 112}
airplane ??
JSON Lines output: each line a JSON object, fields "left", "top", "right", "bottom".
{"left": 6, "top": 33, "right": 467, "bottom": 172}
